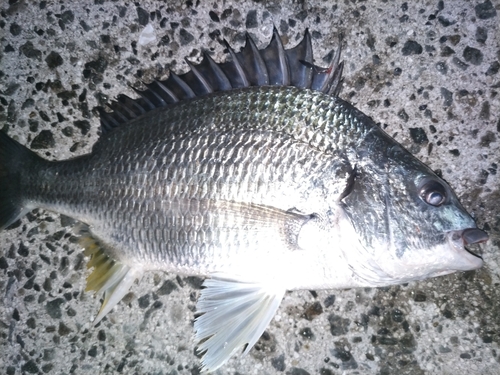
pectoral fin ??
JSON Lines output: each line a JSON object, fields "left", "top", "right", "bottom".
{"left": 194, "top": 277, "right": 285, "bottom": 372}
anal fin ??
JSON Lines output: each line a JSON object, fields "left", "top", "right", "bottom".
{"left": 194, "top": 277, "right": 285, "bottom": 372}
{"left": 80, "top": 233, "right": 142, "bottom": 325}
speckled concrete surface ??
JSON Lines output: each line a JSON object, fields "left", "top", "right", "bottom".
{"left": 1, "top": 1, "right": 499, "bottom": 374}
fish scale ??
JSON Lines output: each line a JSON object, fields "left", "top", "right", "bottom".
{"left": 20, "top": 89, "right": 335, "bottom": 267}
{"left": 0, "top": 28, "right": 488, "bottom": 372}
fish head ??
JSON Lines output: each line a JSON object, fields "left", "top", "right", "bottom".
{"left": 340, "top": 132, "right": 488, "bottom": 285}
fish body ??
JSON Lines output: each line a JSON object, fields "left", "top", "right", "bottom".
{"left": 0, "top": 29, "right": 488, "bottom": 371}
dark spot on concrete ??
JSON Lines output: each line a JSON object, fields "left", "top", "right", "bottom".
{"left": 443, "top": 309, "right": 454, "bottom": 319}
{"left": 452, "top": 57, "right": 469, "bottom": 70}
{"left": 377, "top": 336, "right": 398, "bottom": 345}
{"left": 0, "top": 256, "right": 7, "bottom": 269}
{"left": 482, "top": 335, "right": 493, "bottom": 343}
{"left": 391, "top": 309, "right": 404, "bottom": 323}
{"left": 138, "top": 294, "right": 150, "bottom": 309}
{"left": 46, "top": 298, "right": 65, "bottom": 318}
{"left": 486, "top": 61, "right": 499, "bottom": 76}
{"left": 80, "top": 20, "right": 91, "bottom": 32}
{"left": 398, "top": 109, "right": 409, "bottom": 122}
{"left": 332, "top": 346, "right": 358, "bottom": 369}
{"left": 43, "top": 278, "right": 52, "bottom": 291}
{"left": 45, "top": 51, "right": 63, "bottom": 69}
{"left": 436, "top": 61, "right": 448, "bottom": 74}
{"left": 74, "top": 120, "right": 91, "bottom": 135}
{"left": 98, "top": 329, "right": 106, "bottom": 341}
{"left": 279, "top": 19, "right": 289, "bottom": 34}
{"left": 480, "top": 131, "right": 496, "bottom": 147}
{"left": 185, "top": 276, "right": 204, "bottom": 289}
{"left": 17, "top": 242, "right": 29, "bottom": 257}
{"left": 58, "top": 322, "right": 72, "bottom": 335}
{"left": 286, "top": 368, "right": 310, "bottom": 375}
{"left": 299, "top": 327, "right": 315, "bottom": 340}
{"left": 324, "top": 294, "right": 335, "bottom": 307}
{"left": 43, "top": 348, "right": 55, "bottom": 361}
{"left": 117, "top": 6, "right": 127, "bottom": 18}
{"left": 62, "top": 126, "right": 74, "bottom": 137}
{"left": 179, "top": 28, "right": 194, "bottom": 45}
{"left": 475, "top": 0, "right": 497, "bottom": 19}
{"left": 22, "top": 360, "right": 39, "bottom": 374}
{"left": 84, "top": 56, "right": 108, "bottom": 74}
{"left": 449, "top": 149, "right": 460, "bottom": 156}
{"left": 254, "top": 330, "right": 277, "bottom": 353}
{"left": 157, "top": 279, "right": 178, "bottom": 295}
{"left": 440, "top": 87, "right": 453, "bottom": 106}
{"left": 414, "top": 291, "right": 426, "bottom": 301}
{"left": 31, "top": 130, "right": 55, "bottom": 149}
{"left": 385, "top": 35, "right": 398, "bottom": 47}
{"left": 10, "top": 22, "right": 22, "bottom": 36}
{"left": 441, "top": 46, "right": 455, "bottom": 57}
{"left": 328, "top": 314, "right": 350, "bottom": 336}
{"left": 400, "top": 333, "right": 417, "bottom": 351}
{"left": 460, "top": 352, "right": 472, "bottom": 359}
{"left": 136, "top": 7, "right": 149, "bottom": 26}
{"left": 271, "top": 354, "right": 286, "bottom": 371}
{"left": 476, "top": 27, "right": 488, "bottom": 43}
{"left": 302, "top": 301, "right": 323, "bottom": 321}
{"left": 479, "top": 101, "right": 490, "bottom": 120}
{"left": 295, "top": 10, "right": 308, "bottom": 22}
{"left": 438, "top": 16, "right": 456, "bottom": 27}
{"left": 401, "top": 40, "right": 422, "bottom": 55}
{"left": 23, "top": 276, "right": 34, "bottom": 289}
{"left": 67, "top": 307, "right": 77, "bottom": 317}
{"left": 450, "top": 35, "right": 462, "bottom": 45}
{"left": 312, "top": 30, "right": 322, "bottom": 40}
{"left": 39, "top": 110, "right": 51, "bottom": 122}
{"left": 58, "top": 10, "right": 74, "bottom": 26}
{"left": 209, "top": 11, "right": 219, "bottom": 23}
{"left": 463, "top": 46, "right": 483, "bottom": 65}
{"left": 246, "top": 9, "right": 258, "bottom": 28}
{"left": 439, "top": 345, "right": 452, "bottom": 353}
{"left": 20, "top": 41, "right": 42, "bottom": 60}
{"left": 409, "top": 128, "right": 428, "bottom": 144}
{"left": 88, "top": 345, "right": 98, "bottom": 357}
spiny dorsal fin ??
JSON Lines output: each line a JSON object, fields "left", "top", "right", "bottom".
{"left": 98, "top": 27, "right": 344, "bottom": 134}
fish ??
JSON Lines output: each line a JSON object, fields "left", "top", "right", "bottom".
{"left": 0, "top": 28, "right": 489, "bottom": 372}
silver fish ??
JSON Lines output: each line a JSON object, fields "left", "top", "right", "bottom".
{"left": 0, "top": 28, "right": 488, "bottom": 371}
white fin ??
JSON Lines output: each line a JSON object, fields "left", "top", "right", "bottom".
{"left": 80, "top": 234, "right": 143, "bottom": 325}
{"left": 194, "top": 277, "right": 285, "bottom": 372}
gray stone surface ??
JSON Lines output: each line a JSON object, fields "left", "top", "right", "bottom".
{"left": 1, "top": 1, "right": 499, "bottom": 374}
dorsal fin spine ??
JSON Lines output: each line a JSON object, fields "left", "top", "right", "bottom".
{"left": 149, "top": 80, "right": 179, "bottom": 103}
{"left": 99, "top": 28, "right": 344, "bottom": 134}
{"left": 185, "top": 58, "right": 214, "bottom": 94}
{"left": 223, "top": 40, "right": 250, "bottom": 88}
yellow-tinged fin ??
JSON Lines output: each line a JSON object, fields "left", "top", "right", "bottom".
{"left": 194, "top": 277, "right": 285, "bottom": 372}
{"left": 79, "top": 232, "right": 143, "bottom": 325}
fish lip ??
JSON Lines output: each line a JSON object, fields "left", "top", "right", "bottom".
{"left": 447, "top": 229, "right": 485, "bottom": 270}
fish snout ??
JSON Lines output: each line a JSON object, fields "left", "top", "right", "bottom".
{"left": 462, "top": 228, "right": 489, "bottom": 245}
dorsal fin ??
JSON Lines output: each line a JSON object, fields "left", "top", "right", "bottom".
{"left": 98, "top": 27, "right": 344, "bottom": 134}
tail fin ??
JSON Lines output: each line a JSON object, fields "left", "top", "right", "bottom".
{"left": 0, "top": 131, "right": 42, "bottom": 230}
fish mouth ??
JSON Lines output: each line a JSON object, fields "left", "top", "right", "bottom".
{"left": 447, "top": 228, "right": 488, "bottom": 270}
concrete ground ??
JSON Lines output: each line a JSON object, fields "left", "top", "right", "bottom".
{"left": 1, "top": 1, "right": 499, "bottom": 374}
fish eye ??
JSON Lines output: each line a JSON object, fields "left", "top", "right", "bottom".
{"left": 419, "top": 179, "right": 447, "bottom": 207}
